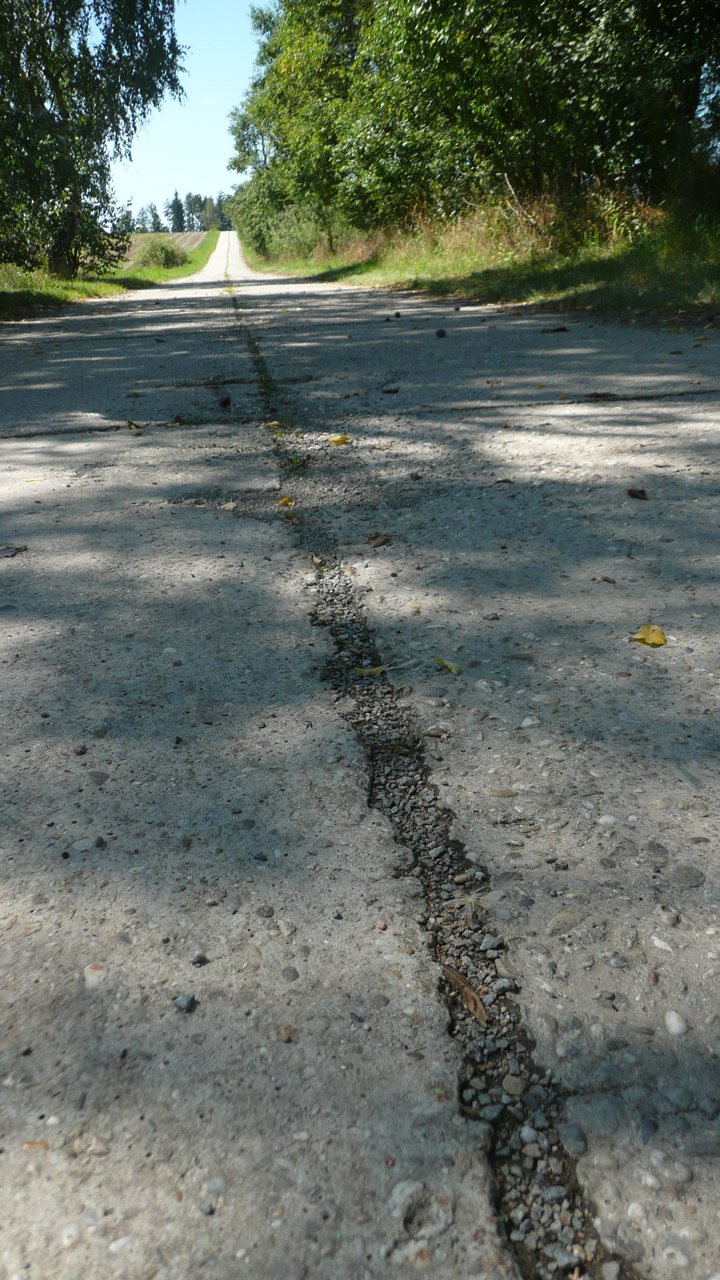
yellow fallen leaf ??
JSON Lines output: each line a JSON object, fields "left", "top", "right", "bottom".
{"left": 435, "top": 658, "right": 462, "bottom": 676}
{"left": 328, "top": 434, "right": 350, "bottom": 445}
{"left": 278, "top": 496, "right": 295, "bottom": 508}
{"left": 355, "top": 665, "right": 388, "bottom": 676}
{"left": 312, "top": 554, "right": 322, "bottom": 564}
{"left": 220, "top": 501, "right": 237, "bottom": 510}
{"left": 632, "top": 624, "right": 667, "bottom": 647}
{"left": 24, "top": 477, "right": 47, "bottom": 482}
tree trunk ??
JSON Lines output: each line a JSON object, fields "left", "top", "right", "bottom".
{"left": 48, "top": 184, "right": 82, "bottom": 277}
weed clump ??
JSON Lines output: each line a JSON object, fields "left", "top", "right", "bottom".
{"left": 133, "top": 236, "right": 188, "bottom": 268}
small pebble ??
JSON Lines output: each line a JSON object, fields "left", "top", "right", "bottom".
{"left": 673, "top": 865, "right": 705, "bottom": 889}
{"left": 281, "top": 966, "right": 300, "bottom": 982}
{"left": 557, "top": 1122, "right": 587, "bottom": 1156}
{"left": 640, "top": 1118, "right": 658, "bottom": 1143}
{"left": 60, "top": 1223, "right": 81, "bottom": 1249}
{"left": 83, "top": 962, "right": 107, "bottom": 988}
{"left": 175, "top": 993, "right": 197, "bottom": 1014}
{"left": 661, "top": 1245, "right": 690, "bottom": 1267}
{"left": 542, "top": 1185, "right": 567, "bottom": 1204}
{"left": 602, "top": 1264, "right": 620, "bottom": 1280}
{"left": 108, "top": 1236, "right": 132, "bottom": 1255}
{"left": 189, "top": 948, "right": 209, "bottom": 966}
{"left": 543, "top": 1243, "right": 578, "bottom": 1271}
{"left": 665, "top": 1010, "right": 688, "bottom": 1036}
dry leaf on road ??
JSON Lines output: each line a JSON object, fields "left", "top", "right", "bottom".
{"left": 441, "top": 964, "right": 488, "bottom": 1023}
{"left": 435, "top": 658, "right": 462, "bottom": 676}
{"left": 632, "top": 624, "right": 667, "bottom": 647}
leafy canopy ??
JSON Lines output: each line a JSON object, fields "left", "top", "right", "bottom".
{"left": 0, "top": 0, "right": 184, "bottom": 274}
{"left": 227, "top": 0, "right": 720, "bottom": 254}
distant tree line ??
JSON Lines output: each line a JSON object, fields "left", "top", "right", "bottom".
{"left": 0, "top": 0, "right": 182, "bottom": 275}
{"left": 227, "top": 0, "right": 720, "bottom": 255}
{"left": 133, "top": 191, "right": 232, "bottom": 234}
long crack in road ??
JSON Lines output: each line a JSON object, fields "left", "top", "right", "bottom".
{"left": 1, "top": 231, "right": 719, "bottom": 1280}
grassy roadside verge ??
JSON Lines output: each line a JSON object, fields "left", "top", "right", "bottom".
{"left": 0, "top": 230, "right": 220, "bottom": 321}
{"left": 241, "top": 209, "right": 720, "bottom": 316}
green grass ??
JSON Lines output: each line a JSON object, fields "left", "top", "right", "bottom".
{"left": 0, "top": 230, "right": 220, "bottom": 321}
{"left": 243, "top": 206, "right": 720, "bottom": 316}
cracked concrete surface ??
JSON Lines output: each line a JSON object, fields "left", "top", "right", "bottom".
{"left": 2, "top": 230, "right": 720, "bottom": 1280}
{"left": 0, "top": 234, "right": 515, "bottom": 1280}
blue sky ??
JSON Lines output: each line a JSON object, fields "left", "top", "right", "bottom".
{"left": 111, "top": 1, "right": 259, "bottom": 215}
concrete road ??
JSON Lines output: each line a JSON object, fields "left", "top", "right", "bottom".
{"left": 2, "top": 230, "right": 720, "bottom": 1280}
{"left": 0, "top": 233, "right": 515, "bottom": 1280}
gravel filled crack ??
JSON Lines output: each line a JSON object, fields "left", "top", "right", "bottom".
{"left": 311, "top": 563, "right": 633, "bottom": 1280}
{"left": 237, "top": 313, "right": 636, "bottom": 1280}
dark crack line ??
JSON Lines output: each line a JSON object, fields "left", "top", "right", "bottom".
{"left": 231, "top": 298, "right": 639, "bottom": 1280}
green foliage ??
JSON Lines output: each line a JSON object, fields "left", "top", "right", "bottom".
{"left": 135, "top": 203, "right": 167, "bottom": 233}
{"left": 165, "top": 191, "right": 186, "bottom": 233}
{"left": 228, "top": 0, "right": 720, "bottom": 257}
{"left": 0, "top": 0, "right": 183, "bottom": 275}
{"left": 133, "top": 236, "right": 188, "bottom": 268}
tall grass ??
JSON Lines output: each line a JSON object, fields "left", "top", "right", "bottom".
{"left": 244, "top": 198, "right": 720, "bottom": 313}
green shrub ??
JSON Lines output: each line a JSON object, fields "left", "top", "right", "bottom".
{"left": 133, "top": 236, "right": 188, "bottom": 268}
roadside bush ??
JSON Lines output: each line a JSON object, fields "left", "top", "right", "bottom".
{"left": 133, "top": 236, "right": 188, "bottom": 268}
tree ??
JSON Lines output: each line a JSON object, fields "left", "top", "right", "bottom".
{"left": 183, "top": 192, "right": 205, "bottom": 231}
{"left": 165, "top": 190, "right": 186, "bottom": 232}
{"left": 228, "top": 0, "right": 720, "bottom": 252}
{"left": 215, "top": 192, "right": 234, "bottom": 230}
{"left": 147, "top": 203, "right": 166, "bottom": 233}
{"left": 228, "top": 0, "right": 369, "bottom": 251}
{"left": 0, "top": 0, "right": 184, "bottom": 275}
